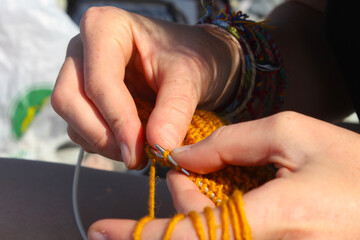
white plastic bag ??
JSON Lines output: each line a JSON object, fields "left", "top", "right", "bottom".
{"left": 0, "top": 0, "right": 79, "bottom": 161}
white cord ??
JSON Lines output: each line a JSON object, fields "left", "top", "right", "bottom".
{"left": 72, "top": 147, "right": 88, "bottom": 240}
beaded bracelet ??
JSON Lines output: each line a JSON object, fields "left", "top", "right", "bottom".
{"left": 199, "top": 0, "right": 288, "bottom": 123}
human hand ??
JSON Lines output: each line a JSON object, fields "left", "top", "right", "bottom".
{"left": 87, "top": 112, "right": 360, "bottom": 239}
{"left": 51, "top": 6, "right": 241, "bottom": 169}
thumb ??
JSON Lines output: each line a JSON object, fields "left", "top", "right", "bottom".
{"left": 171, "top": 114, "right": 299, "bottom": 174}
{"left": 146, "top": 73, "right": 201, "bottom": 150}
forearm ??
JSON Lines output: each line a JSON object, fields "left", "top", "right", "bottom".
{"left": 267, "top": 1, "right": 353, "bottom": 122}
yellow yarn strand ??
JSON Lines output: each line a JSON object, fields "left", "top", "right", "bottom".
{"left": 228, "top": 198, "right": 241, "bottom": 240}
{"left": 233, "top": 190, "right": 252, "bottom": 240}
{"left": 133, "top": 100, "right": 262, "bottom": 240}
{"left": 132, "top": 188, "right": 252, "bottom": 240}
{"left": 188, "top": 211, "right": 207, "bottom": 240}
{"left": 163, "top": 213, "right": 185, "bottom": 240}
{"left": 133, "top": 158, "right": 156, "bottom": 240}
{"left": 221, "top": 201, "right": 230, "bottom": 240}
{"left": 163, "top": 150, "right": 180, "bottom": 171}
{"left": 149, "top": 158, "right": 156, "bottom": 218}
{"left": 204, "top": 207, "right": 216, "bottom": 240}
{"left": 163, "top": 150, "right": 170, "bottom": 162}
{"left": 133, "top": 216, "right": 154, "bottom": 240}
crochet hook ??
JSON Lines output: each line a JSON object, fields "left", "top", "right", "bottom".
{"left": 155, "top": 144, "right": 190, "bottom": 176}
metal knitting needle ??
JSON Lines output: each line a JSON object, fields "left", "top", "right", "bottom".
{"left": 155, "top": 144, "right": 190, "bottom": 176}
{"left": 151, "top": 147, "right": 164, "bottom": 159}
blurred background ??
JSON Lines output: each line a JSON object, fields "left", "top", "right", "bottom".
{"left": 1, "top": 0, "right": 357, "bottom": 173}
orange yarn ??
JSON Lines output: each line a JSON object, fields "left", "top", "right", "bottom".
{"left": 228, "top": 197, "right": 241, "bottom": 239}
{"left": 233, "top": 190, "right": 252, "bottom": 239}
{"left": 133, "top": 98, "right": 275, "bottom": 239}
{"left": 188, "top": 165, "right": 275, "bottom": 207}
{"left": 148, "top": 158, "right": 156, "bottom": 218}
{"left": 204, "top": 207, "right": 216, "bottom": 240}
{"left": 163, "top": 213, "right": 185, "bottom": 240}
{"left": 133, "top": 216, "right": 154, "bottom": 240}
{"left": 221, "top": 200, "right": 230, "bottom": 240}
{"left": 188, "top": 211, "right": 207, "bottom": 240}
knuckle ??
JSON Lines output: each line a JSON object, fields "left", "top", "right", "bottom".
{"left": 67, "top": 34, "right": 79, "bottom": 46}
{"left": 67, "top": 124, "right": 108, "bottom": 154}
{"left": 50, "top": 89, "right": 61, "bottom": 113}
{"left": 108, "top": 116, "right": 126, "bottom": 133}
{"left": 164, "top": 95, "right": 195, "bottom": 123}
{"left": 51, "top": 85, "right": 71, "bottom": 116}
{"left": 66, "top": 34, "right": 83, "bottom": 56}
{"left": 175, "top": 60, "right": 204, "bottom": 98}
{"left": 67, "top": 126, "right": 82, "bottom": 146}
{"left": 267, "top": 111, "right": 304, "bottom": 132}
{"left": 80, "top": 6, "right": 128, "bottom": 33}
{"left": 80, "top": 6, "right": 111, "bottom": 27}
{"left": 83, "top": 80, "right": 104, "bottom": 103}
{"left": 208, "top": 125, "right": 227, "bottom": 142}
{"left": 276, "top": 111, "right": 303, "bottom": 120}
{"left": 90, "top": 134, "right": 109, "bottom": 152}
{"left": 80, "top": 7, "right": 99, "bottom": 29}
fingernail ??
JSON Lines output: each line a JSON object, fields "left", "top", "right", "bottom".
{"left": 88, "top": 230, "right": 107, "bottom": 240}
{"left": 171, "top": 145, "right": 192, "bottom": 156}
{"left": 120, "top": 142, "right": 131, "bottom": 167}
{"left": 159, "top": 124, "right": 180, "bottom": 149}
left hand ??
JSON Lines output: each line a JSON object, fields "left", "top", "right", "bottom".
{"left": 51, "top": 6, "right": 241, "bottom": 169}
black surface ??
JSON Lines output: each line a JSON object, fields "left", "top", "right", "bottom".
{"left": 0, "top": 158, "right": 174, "bottom": 240}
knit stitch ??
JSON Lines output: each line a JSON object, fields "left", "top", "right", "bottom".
{"left": 133, "top": 98, "right": 275, "bottom": 239}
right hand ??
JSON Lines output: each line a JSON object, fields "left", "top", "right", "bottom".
{"left": 87, "top": 112, "right": 360, "bottom": 239}
{"left": 51, "top": 6, "right": 241, "bottom": 169}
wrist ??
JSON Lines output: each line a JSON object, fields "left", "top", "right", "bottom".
{"left": 197, "top": 3, "right": 289, "bottom": 123}
{"left": 195, "top": 24, "right": 242, "bottom": 111}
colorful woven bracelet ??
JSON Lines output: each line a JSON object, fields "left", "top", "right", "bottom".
{"left": 198, "top": 1, "right": 288, "bottom": 123}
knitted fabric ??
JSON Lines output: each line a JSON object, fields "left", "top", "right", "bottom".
{"left": 132, "top": 5, "right": 284, "bottom": 239}
{"left": 133, "top": 98, "right": 275, "bottom": 239}
{"left": 137, "top": 99, "right": 275, "bottom": 205}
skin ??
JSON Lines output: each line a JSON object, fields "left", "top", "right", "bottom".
{"left": 51, "top": 7, "right": 241, "bottom": 169}
{"left": 88, "top": 112, "right": 360, "bottom": 239}
{"left": 52, "top": 0, "right": 353, "bottom": 170}
{"left": 51, "top": 0, "right": 359, "bottom": 238}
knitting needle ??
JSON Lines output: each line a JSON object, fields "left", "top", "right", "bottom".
{"left": 155, "top": 144, "right": 190, "bottom": 176}
{"left": 151, "top": 147, "right": 164, "bottom": 159}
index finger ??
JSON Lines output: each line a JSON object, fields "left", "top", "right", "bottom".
{"left": 80, "top": 7, "right": 144, "bottom": 168}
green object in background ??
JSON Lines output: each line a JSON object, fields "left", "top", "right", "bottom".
{"left": 10, "top": 86, "right": 52, "bottom": 139}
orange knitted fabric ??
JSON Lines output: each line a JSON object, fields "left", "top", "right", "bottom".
{"left": 133, "top": 98, "right": 275, "bottom": 239}
{"left": 136, "top": 98, "right": 275, "bottom": 206}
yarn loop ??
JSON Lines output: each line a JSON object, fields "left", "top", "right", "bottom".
{"left": 133, "top": 98, "right": 275, "bottom": 239}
